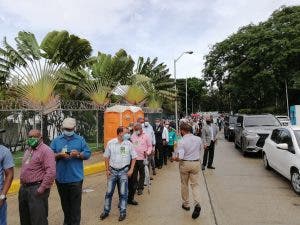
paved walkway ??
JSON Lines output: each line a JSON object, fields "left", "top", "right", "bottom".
{"left": 7, "top": 158, "right": 215, "bottom": 225}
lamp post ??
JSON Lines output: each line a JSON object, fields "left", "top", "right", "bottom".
{"left": 174, "top": 51, "right": 193, "bottom": 132}
{"left": 185, "top": 74, "right": 188, "bottom": 117}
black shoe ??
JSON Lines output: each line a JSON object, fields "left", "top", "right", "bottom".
{"left": 192, "top": 204, "right": 201, "bottom": 219}
{"left": 119, "top": 214, "right": 126, "bottom": 221}
{"left": 100, "top": 212, "right": 109, "bottom": 220}
{"left": 182, "top": 204, "right": 190, "bottom": 211}
{"left": 150, "top": 177, "right": 153, "bottom": 180}
{"left": 201, "top": 165, "right": 205, "bottom": 171}
{"left": 127, "top": 200, "right": 138, "bottom": 205}
{"left": 207, "top": 166, "right": 215, "bottom": 169}
{"left": 137, "top": 190, "right": 143, "bottom": 195}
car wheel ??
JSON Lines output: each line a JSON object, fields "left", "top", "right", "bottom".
{"left": 241, "top": 139, "right": 247, "bottom": 157}
{"left": 263, "top": 153, "right": 271, "bottom": 170}
{"left": 291, "top": 170, "right": 300, "bottom": 195}
{"left": 234, "top": 139, "right": 239, "bottom": 149}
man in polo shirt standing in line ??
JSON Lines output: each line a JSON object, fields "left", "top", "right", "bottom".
{"left": 19, "top": 129, "right": 56, "bottom": 225}
{"left": 173, "top": 122, "right": 203, "bottom": 219}
{"left": 0, "top": 129, "right": 14, "bottom": 225}
{"left": 100, "top": 127, "right": 137, "bottom": 221}
{"left": 50, "top": 118, "right": 91, "bottom": 225}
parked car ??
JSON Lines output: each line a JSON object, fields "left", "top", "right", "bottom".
{"left": 276, "top": 115, "right": 291, "bottom": 126}
{"left": 262, "top": 126, "right": 300, "bottom": 194}
{"left": 234, "top": 114, "right": 281, "bottom": 155}
{"left": 224, "top": 115, "right": 237, "bottom": 141}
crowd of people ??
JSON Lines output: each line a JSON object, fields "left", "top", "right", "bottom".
{"left": 0, "top": 114, "right": 219, "bottom": 225}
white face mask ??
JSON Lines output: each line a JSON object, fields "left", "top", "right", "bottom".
{"left": 144, "top": 122, "right": 150, "bottom": 127}
{"left": 155, "top": 122, "right": 160, "bottom": 127}
{"left": 165, "top": 125, "right": 169, "bottom": 128}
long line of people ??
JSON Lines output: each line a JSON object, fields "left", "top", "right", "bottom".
{"left": 0, "top": 115, "right": 218, "bottom": 224}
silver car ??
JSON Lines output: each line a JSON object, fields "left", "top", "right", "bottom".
{"left": 234, "top": 114, "right": 281, "bottom": 156}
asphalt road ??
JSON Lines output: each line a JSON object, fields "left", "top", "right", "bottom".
{"left": 7, "top": 133, "right": 300, "bottom": 225}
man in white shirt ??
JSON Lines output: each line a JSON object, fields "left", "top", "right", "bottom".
{"left": 100, "top": 127, "right": 137, "bottom": 222}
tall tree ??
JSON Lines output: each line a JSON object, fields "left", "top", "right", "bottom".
{"left": 203, "top": 6, "right": 300, "bottom": 113}
{"left": 0, "top": 30, "right": 92, "bottom": 142}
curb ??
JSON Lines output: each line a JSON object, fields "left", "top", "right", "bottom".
{"left": 8, "top": 161, "right": 106, "bottom": 194}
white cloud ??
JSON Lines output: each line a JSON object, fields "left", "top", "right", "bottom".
{"left": 0, "top": 0, "right": 299, "bottom": 79}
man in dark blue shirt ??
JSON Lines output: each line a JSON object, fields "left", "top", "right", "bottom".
{"left": 50, "top": 118, "right": 91, "bottom": 225}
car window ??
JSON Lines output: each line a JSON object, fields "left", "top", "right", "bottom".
{"left": 229, "top": 116, "right": 237, "bottom": 124}
{"left": 237, "top": 116, "right": 243, "bottom": 124}
{"left": 271, "top": 129, "right": 280, "bottom": 143}
{"left": 244, "top": 116, "right": 281, "bottom": 127}
{"left": 278, "top": 129, "right": 293, "bottom": 147}
{"left": 294, "top": 130, "right": 300, "bottom": 148}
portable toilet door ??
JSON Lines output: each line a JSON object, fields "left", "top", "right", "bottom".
{"left": 122, "top": 108, "right": 134, "bottom": 128}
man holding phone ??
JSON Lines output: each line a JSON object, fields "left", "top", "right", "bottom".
{"left": 50, "top": 118, "right": 91, "bottom": 225}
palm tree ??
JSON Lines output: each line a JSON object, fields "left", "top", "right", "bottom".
{"left": 0, "top": 30, "right": 92, "bottom": 142}
{"left": 132, "top": 57, "right": 176, "bottom": 110}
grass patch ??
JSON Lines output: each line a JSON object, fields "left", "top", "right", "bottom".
{"left": 12, "top": 151, "right": 25, "bottom": 168}
{"left": 88, "top": 142, "right": 104, "bottom": 153}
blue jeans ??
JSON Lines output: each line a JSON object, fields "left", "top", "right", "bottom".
{"left": 0, "top": 201, "right": 7, "bottom": 225}
{"left": 104, "top": 167, "right": 128, "bottom": 214}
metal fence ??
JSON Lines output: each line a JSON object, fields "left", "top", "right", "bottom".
{"left": 0, "top": 100, "right": 165, "bottom": 151}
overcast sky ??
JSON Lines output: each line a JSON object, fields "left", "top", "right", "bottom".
{"left": 0, "top": 0, "right": 299, "bottom": 78}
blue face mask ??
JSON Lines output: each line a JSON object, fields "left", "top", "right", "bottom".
{"left": 123, "top": 133, "right": 131, "bottom": 141}
{"left": 64, "top": 130, "right": 75, "bottom": 137}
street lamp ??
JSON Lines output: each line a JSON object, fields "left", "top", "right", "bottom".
{"left": 174, "top": 51, "right": 193, "bottom": 132}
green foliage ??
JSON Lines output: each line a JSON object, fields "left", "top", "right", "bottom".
{"left": 203, "top": 6, "right": 300, "bottom": 112}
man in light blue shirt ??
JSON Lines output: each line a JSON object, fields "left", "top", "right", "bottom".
{"left": 0, "top": 129, "right": 14, "bottom": 225}
{"left": 100, "top": 127, "right": 137, "bottom": 222}
{"left": 140, "top": 117, "right": 156, "bottom": 175}
{"left": 50, "top": 118, "right": 91, "bottom": 225}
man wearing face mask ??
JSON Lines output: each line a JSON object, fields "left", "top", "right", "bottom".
{"left": 128, "top": 123, "right": 152, "bottom": 199}
{"left": 140, "top": 117, "right": 156, "bottom": 176}
{"left": 201, "top": 115, "right": 218, "bottom": 171}
{"left": 0, "top": 129, "right": 14, "bottom": 225}
{"left": 19, "top": 129, "right": 56, "bottom": 225}
{"left": 100, "top": 127, "right": 137, "bottom": 221}
{"left": 50, "top": 118, "right": 91, "bottom": 225}
{"left": 153, "top": 119, "right": 169, "bottom": 169}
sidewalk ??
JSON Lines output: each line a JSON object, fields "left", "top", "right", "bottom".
{"left": 7, "top": 162, "right": 215, "bottom": 225}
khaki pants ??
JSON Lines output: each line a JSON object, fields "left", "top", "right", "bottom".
{"left": 179, "top": 161, "right": 201, "bottom": 207}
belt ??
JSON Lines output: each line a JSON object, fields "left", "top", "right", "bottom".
{"left": 110, "top": 165, "right": 130, "bottom": 172}
{"left": 182, "top": 159, "right": 199, "bottom": 162}
{"left": 22, "top": 181, "right": 42, "bottom": 187}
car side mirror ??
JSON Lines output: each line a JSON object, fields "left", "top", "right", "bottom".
{"left": 276, "top": 143, "right": 289, "bottom": 150}
{"left": 236, "top": 123, "right": 242, "bottom": 127}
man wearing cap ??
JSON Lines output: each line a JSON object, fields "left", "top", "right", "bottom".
{"left": 50, "top": 118, "right": 91, "bottom": 225}
{"left": 0, "top": 129, "right": 14, "bottom": 225}
{"left": 201, "top": 115, "right": 218, "bottom": 171}
{"left": 173, "top": 122, "right": 202, "bottom": 219}
{"left": 19, "top": 129, "right": 56, "bottom": 225}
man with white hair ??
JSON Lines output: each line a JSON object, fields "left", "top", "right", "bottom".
{"left": 50, "top": 118, "right": 91, "bottom": 225}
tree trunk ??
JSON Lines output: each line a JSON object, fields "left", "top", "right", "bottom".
{"left": 98, "top": 110, "right": 104, "bottom": 146}
{"left": 42, "top": 114, "right": 50, "bottom": 145}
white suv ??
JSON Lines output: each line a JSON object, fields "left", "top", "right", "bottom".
{"left": 263, "top": 126, "right": 300, "bottom": 194}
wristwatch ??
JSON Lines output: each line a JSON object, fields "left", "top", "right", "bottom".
{"left": 0, "top": 194, "right": 6, "bottom": 201}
